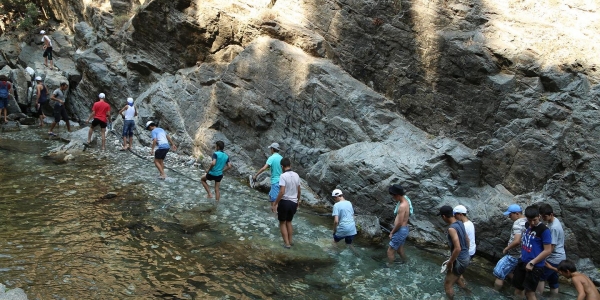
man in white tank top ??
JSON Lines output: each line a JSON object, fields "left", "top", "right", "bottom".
{"left": 40, "top": 30, "right": 54, "bottom": 70}
{"left": 119, "top": 97, "right": 137, "bottom": 150}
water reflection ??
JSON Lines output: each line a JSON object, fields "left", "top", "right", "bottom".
{"left": 0, "top": 129, "right": 576, "bottom": 299}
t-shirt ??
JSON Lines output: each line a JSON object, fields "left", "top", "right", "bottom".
{"left": 464, "top": 220, "right": 476, "bottom": 256}
{"left": 53, "top": 88, "right": 65, "bottom": 106}
{"left": 266, "top": 153, "right": 283, "bottom": 184}
{"left": 448, "top": 221, "right": 470, "bottom": 261}
{"left": 521, "top": 222, "right": 552, "bottom": 267}
{"left": 208, "top": 151, "right": 230, "bottom": 176}
{"left": 92, "top": 101, "right": 110, "bottom": 123}
{"left": 151, "top": 128, "right": 170, "bottom": 149}
{"left": 278, "top": 170, "right": 300, "bottom": 203}
{"left": 508, "top": 217, "right": 527, "bottom": 258}
{"left": 546, "top": 218, "right": 566, "bottom": 264}
{"left": 332, "top": 200, "right": 357, "bottom": 237}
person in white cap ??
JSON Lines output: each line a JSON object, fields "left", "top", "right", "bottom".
{"left": 40, "top": 30, "right": 53, "bottom": 70}
{"left": 118, "top": 97, "right": 137, "bottom": 150}
{"left": 252, "top": 142, "right": 283, "bottom": 207}
{"left": 86, "top": 93, "right": 111, "bottom": 150}
{"left": 453, "top": 205, "right": 476, "bottom": 258}
{"left": 34, "top": 76, "right": 48, "bottom": 127}
{"left": 146, "top": 121, "right": 177, "bottom": 180}
{"left": 331, "top": 189, "right": 357, "bottom": 249}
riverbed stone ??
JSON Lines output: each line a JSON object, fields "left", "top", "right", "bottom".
{"left": 0, "top": 283, "right": 28, "bottom": 300}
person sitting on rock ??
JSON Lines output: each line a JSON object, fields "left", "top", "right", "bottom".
{"left": 86, "top": 93, "right": 111, "bottom": 151}
{"left": 118, "top": 97, "right": 137, "bottom": 150}
{"left": 200, "top": 140, "right": 232, "bottom": 202}
{"left": 40, "top": 30, "right": 54, "bottom": 70}
{"left": 331, "top": 189, "right": 357, "bottom": 251}
{"left": 48, "top": 82, "right": 71, "bottom": 136}
{"left": 146, "top": 121, "right": 177, "bottom": 180}
{"left": 34, "top": 76, "right": 49, "bottom": 127}
{"left": 0, "top": 75, "right": 12, "bottom": 124}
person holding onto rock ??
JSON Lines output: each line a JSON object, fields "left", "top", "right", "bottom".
{"left": 439, "top": 205, "right": 471, "bottom": 300}
{"left": 453, "top": 205, "right": 476, "bottom": 259}
{"left": 387, "top": 184, "right": 410, "bottom": 266}
{"left": 201, "top": 140, "right": 232, "bottom": 202}
{"left": 272, "top": 157, "right": 300, "bottom": 249}
{"left": 513, "top": 205, "right": 552, "bottom": 300}
{"left": 331, "top": 189, "right": 357, "bottom": 250}
{"left": 0, "top": 75, "right": 12, "bottom": 124}
{"left": 536, "top": 203, "right": 566, "bottom": 295}
{"left": 146, "top": 121, "right": 177, "bottom": 180}
{"left": 118, "top": 97, "right": 137, "bottom": 150}
{"left": 48, "top": 82, "right": 71, "bottom": 136}
{"left": 556, "top": 260, "right": 600, "bottom": 300}
{"left": 34, "top": 76, "right": 49, "bottom": 127}
{"left": 86, "top": 93, "right": 111, "bottom": 150}
{"left": 253, "top": 142, "right": 283, "bottom": 206}
{"left": 40, "top": 30, "right": 54, "bottom": 70}
{"left": 493, "top": 204, "right": 527, "bottom": 290}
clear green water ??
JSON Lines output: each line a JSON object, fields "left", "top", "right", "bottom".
{"left": 0, "top": 128, "right": 576, "bottom": 299}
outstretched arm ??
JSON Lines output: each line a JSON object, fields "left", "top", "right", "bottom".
{"left": 254, "top": 164, "right": 269, "bottom": 180}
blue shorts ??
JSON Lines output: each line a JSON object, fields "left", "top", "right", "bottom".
{"left": 122, "top": 120, "right": 135, "bottom": 137}
{"left": 389, "top": 226, "right": 409, "bottom": 250}
{"left": 269, "top": 183, "right": 280, "bottom": 202}
{"left": 540, "top": 261, "right": 560, "bottom": 289}
{"left": 0, "top": 97, "right": 8, "bottom": 109}
{"left": 334, "top": 234, "right": 356, "bottom": 245}
{"left": 493, "top": 255, "right": 519, "bottom": 280}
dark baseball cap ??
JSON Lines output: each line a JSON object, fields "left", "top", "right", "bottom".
{"left": 437, "top": 205, "right": 454, "bottom": 217}
{"left": 388, "top": 184, "right": 405, "bottom": 195}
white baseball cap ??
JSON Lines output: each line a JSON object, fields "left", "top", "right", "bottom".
{"left": 145, "top": 120, "right": 155, "bottom": 129}
{"left": 98, "top": 93, "right": 105, "bottom": 99}
{"left": 35, "top": 76, "right": 42, "bottom": 81}
{"left": 40, "top": 30, "right": 46, "bottom": 34}
{"left": 331, "top": 189, "right": 343, "bottom": 197}
{"left": 127, "top": 97, "right": 134, "bottom": 104}
{"left": 453, "top": 205, "right": 468, "bottom": 215}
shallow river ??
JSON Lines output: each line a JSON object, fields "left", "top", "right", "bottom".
{"left": 0, "top": 128, "right": 576, "bottom": 299}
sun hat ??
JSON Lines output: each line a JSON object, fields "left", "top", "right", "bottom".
{"left": 98, "top": 93, "right": 105, "bottom": 99}
{"left": 453, "top": 205, "right": 468, "bottom": 215}
{"left": 503, "top": 204, "right": 522, "bottom": 216}
{"left": 268, "top": 142, "right": 280, "bottom": 150}
{"left": 331, "top": 189, "right": 343, "bottom": 197}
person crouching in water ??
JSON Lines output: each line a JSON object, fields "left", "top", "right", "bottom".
{"left": 146, "top": 121, "right": 177, "bottom": 180}
{"left": 201, "top": 140, "right": 232, "bottom": 202}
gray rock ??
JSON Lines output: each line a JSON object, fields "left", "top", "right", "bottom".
{"left": 0, "top": 283, "right": 28, "bottom": 300}
{"left": 355, "top": 215, "right": 382, "bottom": 241}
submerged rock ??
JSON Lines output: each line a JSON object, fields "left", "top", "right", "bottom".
{"left": 0, "top": 283, "right": 28, "bottom": 300}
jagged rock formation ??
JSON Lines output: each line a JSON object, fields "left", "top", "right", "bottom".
{"left": 3, "top": 0, "right": 600, "bottom": 266}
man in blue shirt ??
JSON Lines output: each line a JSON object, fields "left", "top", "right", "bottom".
{"left": 513, "top": 205, "right": 552, "bottom": 300}
{"left": 253, "top": 142, "right": 283, "bottom": 205}
{"left": 146, "top": 121, "right": 177, "bottom": 180}
{"left": 331, "top": 189, "right": 357, "bottom": 249}
{"left": 201, "top": 140, "right": 232, "bottom": 202}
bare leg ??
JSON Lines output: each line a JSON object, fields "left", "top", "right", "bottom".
{"left": 214, "top": 181, "right": 221, "bottom": 202}
{"left": 100, "top": 127, "right": 106, "bottom": 150}
{"left": 525, "top": 290, "right": 537, "bottom": 300}
{"left": 279, "top": 221, "right": 290, "bottom": 247}
{"left": 444, "top": 271, "right": 461, "bottom": 300}
{"left": 285, "top": 221, "right": 293, "bottom": 246}
{"left": 154, "top": 158, "right": 165, "bottom": 178}
{"left": 49, "top": 59, "right": 53, "bottom": 70}
{"left": 3, "top": 108, "right": 6, "bottom": 122}
{"left": 65, "top": 120, "right": 71, "bottom": 132}
{"left": 515, "top": 289, "right": 525, "bottom": 299}
{"left": 122, "top": 136, "right": 127, "bottom": 149}
{"left": 39, "top": 113, "right": 45, "bottom": 126}
{"left": 397, "top": 245, "right": 407, "bottom": 262}
{"left": 128, "top": 136, "right": 133, "bottom": 149}
{"left": 200, "top": 175, "right": 212, "bottom": 198}
{"left": 49, "top": 121, "right": 57, "bottom": 133}
{"left": 387, "top": 246, "right": 396, "bottom": 265}
{"left": 494, "top": 278, "right": 504, "bottom": 291}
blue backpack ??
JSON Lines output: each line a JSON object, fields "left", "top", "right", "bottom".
{"left": 0, "top": 82, "right": 9, "bottom": 98}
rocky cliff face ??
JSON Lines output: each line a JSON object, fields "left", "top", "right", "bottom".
{"left": 13, "top": 0, "right": 600, "bottom": 264}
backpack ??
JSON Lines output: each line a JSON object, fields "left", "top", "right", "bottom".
{"left": 0, "top": 81, "right": 9, "bottom": 98}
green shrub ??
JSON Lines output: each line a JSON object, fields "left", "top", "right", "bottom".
{"left": 112, "top": 14, "right": 129, "bottom": 30}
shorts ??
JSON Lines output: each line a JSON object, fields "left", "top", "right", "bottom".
{"left": 269, "top": 183, "right": 280, "bottom": 202}
{"left": 91, "top": 118, "right": 107, "bottom": 128}
{"left": 452, "top": 258, "right": 470, "bottom": 276}
{"left": 43, "top": 47, "right": 53, "bottom": 60}
{"left": 540, "top": 261, "right": 560, "bottom": 289}
{"left": 122, "top": 120, "right": 135, "bottom": 137}
{"left": 493, "top": 255, "right": 519, "bottom": 280}
{"left": 53, "top": 105, "right": 69, "bottom": 123}
{"left": 334, "top": 233, "right": 356, "bottom": 245}
{"left": 388, "top": 226, "right": 409, "bottom": 250}
{"left": 154, "top": 148, "right": 169, "bottom": 160}
{"left": 513, "top": 261, "right": 543, "bottom": 291}
{"left": 0, "top": 97, "right": 7, "bottom": 109}
{"left": 206, "top": 173, "right": 223, "bottom": 182}
{"left": 277, "top": 199, "right": 297, "bottom": 222}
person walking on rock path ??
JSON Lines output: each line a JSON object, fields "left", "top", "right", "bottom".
{"left": 453, "top": 205, "right": 476, "bottom": 259}
{"left": 40, "top": 30, "right": 54, "bottom": 70}
{"left": 556, "top": 260, "right": 600, "bottom": 300}
{"left": 34, "top": 76, "right": 49, "bottom": 127}
{"left": 272, "top": 157, "right": 300, "bottom": 249}
{"left": 0, "top": 75, "right": 12, "bottom": 124}
{"left": 331, "top": 189, "right": 357, "bottom": 250}
{"left": 493, "top": 204, "right": 527, "bottom": 290}
{"left": 513, "top": 205, "right": 552, "bottom": 300}
{"left": 387, "top": 184, "right": 410, "bottom": 266}
{"left": 118, "top": 97, "right": 137, "bottom": 150}
{"left": 536, "top": 203, "right": 566, "bottom": 296}
{"left": 48, "top": 82, "right": 71, "bottom": 136}
{"left": 146, "top": 121, "right": 177, "bottom": 180}
{"left": 86, "top": 93, "right": 111, "bottom": 150}
{"left": 253, "top": 142, "right": 283, "bottom": 206}
{"left": 439, "top": 205, "right": 471, "bottom": 300}
{"left": 201, "top": 140, "right": 232, "bottom": 202}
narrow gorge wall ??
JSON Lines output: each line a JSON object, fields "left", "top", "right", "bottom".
{"left": 31, "top": 0, "right": 600, "bottom": 266}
